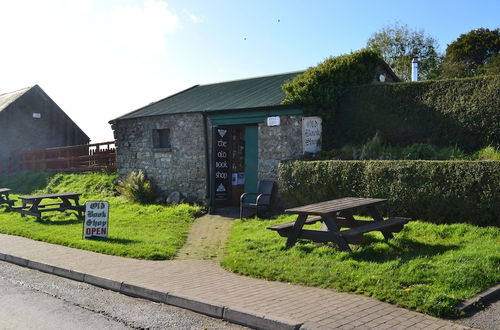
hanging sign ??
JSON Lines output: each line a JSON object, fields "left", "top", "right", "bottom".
{"left": 83, "top": 201, "right": 109, "bottom": 239}
{"left": 302, "top": 116, "right": 322, "bottom": 153}
{"left": 213, "top": 128, "right": 231, "bottom": 203}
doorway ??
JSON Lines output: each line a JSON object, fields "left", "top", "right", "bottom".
{"left": 212, "top": 125, "right": 258, "bottom": 207}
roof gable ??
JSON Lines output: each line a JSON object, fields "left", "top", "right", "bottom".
{"left": 0, "top": 86, "right": 32, "bottom": 113}
{"left": 113, "top": 71, "right": 304, "bottom": 122}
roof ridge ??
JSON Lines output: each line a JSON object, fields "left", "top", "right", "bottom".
{"left": 0, "top": 85, "right": 34, "bottom": 98}
{"left": 198, "top": 70, "right": 305, "bottom": 87}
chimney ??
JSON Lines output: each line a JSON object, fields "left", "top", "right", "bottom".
{"left": 411, "top": 57, "right": 419, "bottom": 82}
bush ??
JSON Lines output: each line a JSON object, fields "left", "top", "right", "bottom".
{"left": 282, "top": 49, "right": 385, "bottom": 126}
{"left": 330, "top": 75, "right": 500, "bottom": 151}
{"left": 472, "top": 146, "right": 500, "bottom": 160}
{"left": 278, "top": 160, "right": 499, "bottom": 226}
{"left": 116, "top": 171, "right": 158, "bottom": 204}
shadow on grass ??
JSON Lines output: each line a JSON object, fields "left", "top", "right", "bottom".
{"left": 35, "top": 216, "right": 83, "bottom": 225}
{"left": 84, "top": 236, "right": 138, "bottom": 244}
{"left": 347, "top": 236, "right": 456, "bottom": 263}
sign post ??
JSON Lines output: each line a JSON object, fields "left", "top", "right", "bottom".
{"left": 83, "top": 201, "right": 109, "bottom": 239}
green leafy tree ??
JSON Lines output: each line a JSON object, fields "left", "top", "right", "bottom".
{"left": 367, "top": 22, "right": 441, "bottom": 81}
{"left": 442, "top": 28, "right": 500, "bottom": 77}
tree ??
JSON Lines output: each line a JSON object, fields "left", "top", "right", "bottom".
{"left": 367, "top": 22, "right": 441, "bottom": 81}
{"left": 442, "top": 28, "right": 500, "bottom": 78}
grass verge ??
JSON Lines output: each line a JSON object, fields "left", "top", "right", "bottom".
{"left": 221, "top": 216, "right": 500, "bottom": 317}
{"left": 0, "top": 172, "right": 201, "bottom": 260}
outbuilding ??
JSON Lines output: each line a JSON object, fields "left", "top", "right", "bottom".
{"left": 0, "top": 85, "right": 90, "bottom": 173}
{"left": 110, "top": 67, "right": 397, "bottom": 208}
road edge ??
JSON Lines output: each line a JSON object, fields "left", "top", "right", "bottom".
{"left": 0, "top": 252, "right": 303, "bottom": 330}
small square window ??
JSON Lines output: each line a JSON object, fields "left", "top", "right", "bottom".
{"left": 153, "top": 129, "right": 171, "bottom": 149}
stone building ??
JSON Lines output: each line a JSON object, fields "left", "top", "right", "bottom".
{"left": 0, "top": 85, "right": 89, "bottom": 173}
{"left": 110, "top": 67, "right": 398, "bottom": 208}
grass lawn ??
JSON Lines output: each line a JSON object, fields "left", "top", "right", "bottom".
{"left": 221, "top": 215, "right": 500, "bottom": 317}
{"left": 0, "top": 172, "right": 202, "bottom": 260}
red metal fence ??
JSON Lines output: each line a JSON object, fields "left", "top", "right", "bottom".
{"left": 19, "top": 141, "right": 116, "bottom": 173}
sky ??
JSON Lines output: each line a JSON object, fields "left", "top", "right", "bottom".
{"left": 0, "top": 0, "right": 498, "bottom": 142}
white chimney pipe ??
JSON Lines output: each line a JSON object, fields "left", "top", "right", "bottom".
{"left": 411, "top": 57, "right": 419, "bottom": 82}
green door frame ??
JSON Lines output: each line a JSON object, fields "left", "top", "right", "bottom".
{"left": 243, "top": 125, "right": 258, "bottom": 195}
{"left": 209, "top": 108, "right": 303, "bottom": 206}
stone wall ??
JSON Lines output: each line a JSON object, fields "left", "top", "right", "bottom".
{"left": 257, "top": 115, "right": 303, "bottom": 181}
{"left": 112, "top": 113, "right": 207, "bottom": 201}
{"left": 113, "top": 112, "right": 305, "bottom": 203}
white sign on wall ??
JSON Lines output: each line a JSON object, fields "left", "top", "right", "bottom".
{"left": 84, "top": 201, "right": 109, "bottom": 238}
{"left": 267, "top": 116, "right": 280, "bottom": 126}
{"left": 302, "top": 116, "right": 322, "bottom": 153}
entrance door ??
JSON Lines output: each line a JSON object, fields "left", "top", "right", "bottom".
{"left": 212, "top": 125, "right": 258, "bottom": 207}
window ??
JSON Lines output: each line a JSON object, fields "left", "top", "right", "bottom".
{"left": 152, "top": 129, "right": 171, "bottom": 149}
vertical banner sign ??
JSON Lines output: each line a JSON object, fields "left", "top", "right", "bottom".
{"left": 302, "top": 116, "right": 322, "bottom": 153}
{"left": 213, "top": 127, "right": 231, "bottom": 203}
{"left": 83, "top": 201, "right": 109, "bottom": 239}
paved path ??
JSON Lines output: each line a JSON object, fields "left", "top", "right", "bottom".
{"left": 0, "top": 233, "right": 471, "bottom": 330}
{"left": 176, "top": 214, "right": 234, "bottom": 261}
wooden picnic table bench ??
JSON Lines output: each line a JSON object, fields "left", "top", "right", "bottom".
{"left": 268, "top": 197, "right": 410, "bottom": 252}
{"left": 11, "top": 192, "right": 85, "bottom": 220}
{"left": 0, "top": 188, "right": 15, "bottom": 209}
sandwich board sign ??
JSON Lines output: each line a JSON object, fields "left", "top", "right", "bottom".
{"left": 83, "top": 201, "right": 109, "bottom": 239}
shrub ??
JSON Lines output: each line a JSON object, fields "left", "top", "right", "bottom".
{"left": 116, "top": 171, "right": 158, "bottom": 204}
{"left": 402, "top": 143, "right": 438, "bottom": 160}
{"left": 473, "top": 146, "right": 500, "bottom": 160}
{"left": 282, "top": 49, "right": 385, "bottom": 132}
{"left": 278, "top": 160, "right": 499, "bottom": 226}
{"left": 330, "top": 75, "right": 500, "bottom": 151}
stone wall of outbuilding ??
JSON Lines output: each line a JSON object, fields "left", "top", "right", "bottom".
{"left": 112, "top": 112, "right": 305, "bottom": 203}
{"left": 112, "top": 113, "right": 207, "bottom": 201}
{"left": 257, "top": 115, "right": 303, "bottom": 181}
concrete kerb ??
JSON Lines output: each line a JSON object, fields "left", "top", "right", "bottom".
{"left": 1, "top": 255, "right": 303, "bottom": 330}
{"left": 456, "top": 284, "right": 500, "bottom": 313}
{"left": 223, "top": 307, "right": 303, "bottom": 330}
{"left": 167, "top": 293, "right": 224, "bottom": 318}
{"left": 121, "top": 282, "right": 167, "bottom": 303}
{"left": 83, "top": 274, "right": 122, "bottom": 292}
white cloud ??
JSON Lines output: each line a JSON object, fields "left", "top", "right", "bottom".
{"left": 183, "top": 9, "right": 202, "bottom": 24}
{"left": 111, "top": 0, "right": 179, "bottom": 59}
{"left": 0, "top": 0, "right": 188, "bottom": 142}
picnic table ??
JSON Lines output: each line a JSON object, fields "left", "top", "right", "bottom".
{"left": 11, "top": 193, "right": 85, "bottom": 220}
{"left": 0, "top": 188, "right": 15, "bottom": 209}
{"left": 268, "top": 197, "right": 410, "bottom": 252}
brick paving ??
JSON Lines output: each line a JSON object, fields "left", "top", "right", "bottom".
{"left": 0, "top": 233, "right": 472, "bottom": 329}
{"left": 176, "top": 214, "right": 234, "bottom": 261}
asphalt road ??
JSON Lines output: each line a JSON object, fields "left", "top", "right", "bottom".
{"left": 457, "top": 299, "right": 500, "bottom": 330}
{"left": 0, "top": 261, "right": 247, "bottom": 330}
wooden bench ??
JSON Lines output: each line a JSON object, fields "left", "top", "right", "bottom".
{"left": 268, "top": 197, "right": 411, "bottom": 252}
{"left": 0, "top": 188, "right": 15, "bottom": 210}
{"left": 339, "top": 217, "right": 410, "bottom": 244}
{"left": 12, "top": 193, "right": 84, "bottom": 220}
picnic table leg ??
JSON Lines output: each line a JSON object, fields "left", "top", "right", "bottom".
{"left": 285, "top": 214, "right": 308, "bottom": 248}
{"left": 74, "top": 197, "right": 83, "bottom": 218}
{"left": 322, "top": 214, "right": 352, "bottom": 252}
{"left": 367, "top": 205, "right": 393, "bottom": 240}
{"left": 28, "top": 200, "right": 42, "bottom": 220}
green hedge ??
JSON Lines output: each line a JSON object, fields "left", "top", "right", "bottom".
{"left": 278, "top": 160, "right": 499, "bottom": 226}
{"left": 329, "top": 75, "right": 500, "bottom": 151}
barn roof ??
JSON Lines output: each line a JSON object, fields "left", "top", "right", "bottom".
{"left": 0, "top": 86, "right": 32, "bottom": 112}
{"left": 111, "top": 70, "right": 304, "bottom": 122}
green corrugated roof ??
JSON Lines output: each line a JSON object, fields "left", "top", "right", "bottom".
{"left": 112, "top": 71, "right": 304, "bottom": 122}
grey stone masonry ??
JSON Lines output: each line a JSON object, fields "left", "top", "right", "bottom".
{"left": 112, "top": 113, "right": 207, "bottom": 201}
{"left": 258, "top": 115, "right": 303, "bottom": 181}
